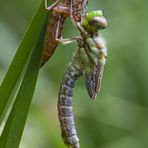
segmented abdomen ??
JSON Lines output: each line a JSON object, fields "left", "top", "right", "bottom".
{"left": 58, "top": 63, "right": 83, "bottom": 148}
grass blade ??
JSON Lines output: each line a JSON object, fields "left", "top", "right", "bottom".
{"left": 0, "top": 13, "right": 49, "bottom": 148}
{"left": 0, "top": 0, "right": 48, "bottom": 120}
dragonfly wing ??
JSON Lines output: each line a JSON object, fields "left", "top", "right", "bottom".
{"left": 85, "top": 62, "right": 105, "bottom": 100}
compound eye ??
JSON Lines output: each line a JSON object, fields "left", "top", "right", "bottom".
{"left": 88, "top": 17, "right": 108, "bottom": 29}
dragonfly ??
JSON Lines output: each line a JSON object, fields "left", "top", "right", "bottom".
{"left": 58, "top": 9, "right": 108, "bottom": 148}
{"left": 40, "top": 0, "right": 88, "bottom": 67}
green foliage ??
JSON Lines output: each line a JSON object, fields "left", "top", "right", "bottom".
{"left": 0, "top": 1, "right": 49, "bottom": 147}
{"left": 0, "top": 0, "right": 47, "bottom": 120}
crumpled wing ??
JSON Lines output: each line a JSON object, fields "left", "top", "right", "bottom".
{"left": 85, "top": 62, "right": 104, "bottom": 100}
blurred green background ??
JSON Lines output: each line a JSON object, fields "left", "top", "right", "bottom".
{"left": 0, "top": 0, "right": 148, "bottom": 148}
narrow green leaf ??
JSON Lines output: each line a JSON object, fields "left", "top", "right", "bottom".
{"left": 0, "top": 0, "right": 48, "bottom": 119}
{"left": 0, "top": 12, "right": 49, "bottom": 148}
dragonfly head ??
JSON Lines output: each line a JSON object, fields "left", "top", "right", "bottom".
{"left": 82, "top": 10, "right": 108, "bottom": 32}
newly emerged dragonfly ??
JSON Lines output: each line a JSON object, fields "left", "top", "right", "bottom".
{"left": 58, "top": 10, "right": 108, "bottom": 148}
{"left": 40, "top": 0, "right": 88, "bottom": 66}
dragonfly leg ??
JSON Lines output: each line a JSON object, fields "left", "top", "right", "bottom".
{"left": 69, "top": 0, "right": 88, "bottom": 36}
{"left": 82, "top": 0, "right": 88, "bottom": 13}
{"left": 55, "top": 14, "right": 61, "bottom": 40}
{"left": 55, "top": 14, "right": 81, "bottom": 45}
{"left": 45, "top": 0, "right": 70, "bottom": 15}
{"left": 69, "top": 0, "right": 77, "bottom": 25}
{"left": 58, "top": 36, "right": 81, "bottom": 45}
{"left": 45, "top": 0, "right": 60, "bottom": 10}
{"left": 82, "top": 0, "right": 88, "bottom": 8}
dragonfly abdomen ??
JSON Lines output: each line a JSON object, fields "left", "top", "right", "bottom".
{"left": 58, "top": 63, "right": 82, "bottom": 148}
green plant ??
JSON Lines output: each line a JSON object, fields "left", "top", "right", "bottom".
{"left": 0, "top": 1, "right": 50, "bottom": 147}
